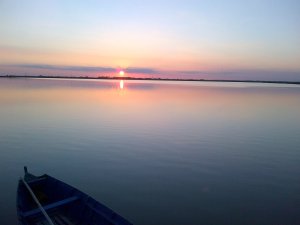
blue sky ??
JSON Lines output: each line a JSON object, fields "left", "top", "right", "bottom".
{"left": 0, "top": 0, "right": 300, "bottom": 80}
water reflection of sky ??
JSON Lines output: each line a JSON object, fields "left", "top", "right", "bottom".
{"left": 0, "top": 78, "right": 300, "bottom": 225}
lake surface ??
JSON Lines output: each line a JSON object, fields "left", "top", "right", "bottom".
{"left": 0, "top": 78, "right": 300, "bottom": 225}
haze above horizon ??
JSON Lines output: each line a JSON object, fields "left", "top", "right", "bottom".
{"left": 1, "top": 0, "right": 300, "bottom": 81}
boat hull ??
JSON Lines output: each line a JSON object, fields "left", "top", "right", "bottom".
{"left": 17, "top": 171, "right": 132, "bottom": 225}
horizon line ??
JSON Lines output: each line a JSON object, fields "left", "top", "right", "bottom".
{"left": 1, "top": 74, "right": 300, "bottom": 85}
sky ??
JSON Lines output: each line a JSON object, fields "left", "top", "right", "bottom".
{"left": 0, "top": 0, "right": 300, "bottom": 80}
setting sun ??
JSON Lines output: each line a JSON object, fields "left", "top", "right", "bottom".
{"left": 119, "top": 70, "right": 125, "bottom": 76}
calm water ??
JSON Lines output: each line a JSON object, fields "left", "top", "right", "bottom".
{"left": 0, "top": 78, "right": 300, "bottom": 225}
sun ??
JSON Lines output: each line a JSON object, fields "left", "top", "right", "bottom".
{"left": 119, "top": 70, "right": 125, "bottom": 76}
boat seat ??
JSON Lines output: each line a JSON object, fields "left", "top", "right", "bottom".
{"left": 22, "top": 196, "right": 79, "bottom": 218}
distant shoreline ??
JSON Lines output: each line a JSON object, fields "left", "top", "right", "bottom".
{"left": 1, "top": 75, "right": 300, "bottom": 85}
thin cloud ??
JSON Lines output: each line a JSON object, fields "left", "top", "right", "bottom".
{"left": 14, "top": 64, "right": 116, "bottom": 72}
{"left": 11, "top": 64, "right": 161, "bottom": 74}
{"left": 126, "top": 67, "right": 159, "bottom": 74}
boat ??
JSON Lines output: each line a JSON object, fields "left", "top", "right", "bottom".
{"left": 17, "top": 167, "right": 133, "bottom": 225}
